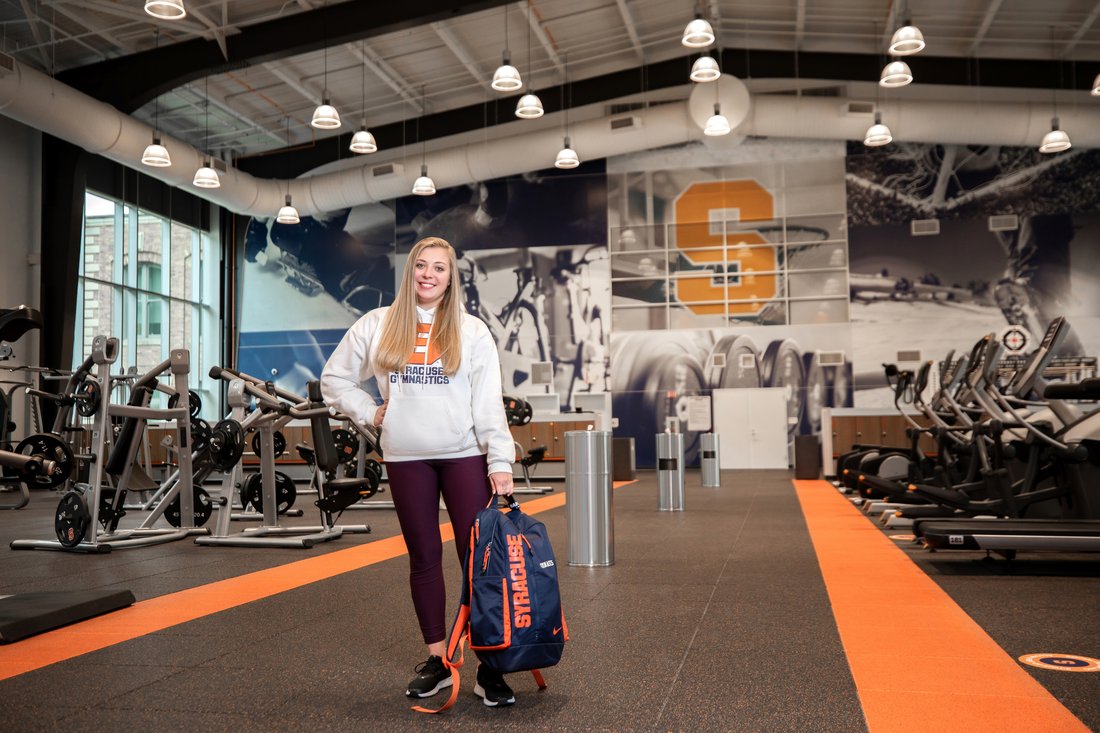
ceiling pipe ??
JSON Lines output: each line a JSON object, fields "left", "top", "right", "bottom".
{"left": 3, "top": 55, "right": 1099, "bottom": 219}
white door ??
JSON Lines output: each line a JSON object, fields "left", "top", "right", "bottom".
{"left": 713, "top": 388, "right": 790, "bottom": 469}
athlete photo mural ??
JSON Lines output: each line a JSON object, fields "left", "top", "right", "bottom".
{"left": 395, "top": 166, "right": 610, "bottom": 410}
{"left": 846, "top": 142, "right": 1100, "bottom": 406}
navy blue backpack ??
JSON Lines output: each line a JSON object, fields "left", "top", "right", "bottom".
{"left": 414, "top": 496, "right": 568, "bottom": 713}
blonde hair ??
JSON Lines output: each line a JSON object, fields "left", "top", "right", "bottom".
{"left": 374, "top": 237, "right": 465, "bottom": 376}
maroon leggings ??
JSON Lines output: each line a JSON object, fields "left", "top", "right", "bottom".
{"left": 385, "top": 454, "right": 493, "bottom": 644}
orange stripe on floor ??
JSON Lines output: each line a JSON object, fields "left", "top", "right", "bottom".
{"left": 793, "top": 479, "right": 1089, "bottom": 733}
{"left": 0, "top": 480, "right": 635, "bottom": 680}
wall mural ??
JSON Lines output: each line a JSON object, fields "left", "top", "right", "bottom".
{"left": 846, "top": 142, "right": 1100, "bottom": 406}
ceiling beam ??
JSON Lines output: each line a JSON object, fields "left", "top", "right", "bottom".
{"left": 58, "top": 0, "right": 518, "bottom": 112}
{"left": 968, "top": 0, "right": 1005, "bottom": 57}
{"left": 431, "top": 21, "right": 490, "bottom": 86}
{"left": 614, "top": 0, "right": 645, "bottom": 63}
{"left": 1062, "top": 1, "right": 1100, "bottom": 57}
{"left": 517, "top": 1, "right": 565, "bottom": 83}
{"left": 17, "top": 0, "right": 53, "bottom": 71}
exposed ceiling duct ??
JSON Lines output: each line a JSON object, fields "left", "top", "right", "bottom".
{"left": 2, "top": 54, "right": 1098, "bottom": 219}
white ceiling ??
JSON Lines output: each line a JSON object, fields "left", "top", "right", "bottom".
{"left": 3, "top": 1, "right": 1099, "bottom": 163}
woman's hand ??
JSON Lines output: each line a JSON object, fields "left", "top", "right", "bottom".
{"left": 373, "top": 400, "right": 388, "bottom": 428}
{"left": 488, "top": 471, "right": 514, "bottom": 496}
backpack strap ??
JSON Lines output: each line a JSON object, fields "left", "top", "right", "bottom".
{"left": 411, "top": 603, "right": 469, "bottom": 714}
{"left": 531, "top": 669, "right": 548, "bottom": 690}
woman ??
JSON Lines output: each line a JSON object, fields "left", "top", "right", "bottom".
{"left": 321, "top": 236, "right": 517, "bottom": 707}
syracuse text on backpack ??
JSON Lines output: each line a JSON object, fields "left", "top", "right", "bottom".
{"left": 413, "top": 497, "right": 568, "bottom": 713}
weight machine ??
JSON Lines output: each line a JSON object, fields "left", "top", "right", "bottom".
{"left": 196, "top": 367, "right": 373, "bottom": 548}
{"left": 11, "top": 336, "right": 207, "bottom": 552}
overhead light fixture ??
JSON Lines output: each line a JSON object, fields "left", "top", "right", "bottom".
{"left": 277, "top": 117, "right": 299, "bottom": 223}
{"left": 879, "top": 60, "right": 913, "bottom": 87}
{"left": 193, "top": 78, "right": 219, "bottom": 187}
{"left": 690, "top": 55, "right": 721, "bottom": 83}
{"left": 703, "top": 102, "right": 731, "bottom": 136}
{"left": 516, "top": 92, "right": 544, "bottom": 118}
{"left": 555, "top": 137, "right": 579, "bottom": 169}
{"left": 863, "top": 112, "right": 892, "bottom": 147}
{"left": 277, "top": 194, "right": 300, "bottom": 224}
{"left": 311, "top": 99, "right": 341, "bottom": 129}
{"left": 1039, "top": 117, "right": 1071, "bottom": 154}
{"left": 141, "top": 137, "right": 171, "bottom": 167}
{"left": 349, "top": 127, "right": 377, "bottom": 154}
{"left": 412, "top": 164, "right": 436, "bottom": 196}
{"left": 491, "top": 5, "right": 523, "bottom": 92}
{"left": 492, "top": 52, "right": 523, "bottom": 92}
{"left": 141, "top": 30, "right": 171, "bottom": 167}
{"left": 682, "top": 14, "right": 715, "bottom": 48}
{"left": 1092, "top": 72, "right": 1100, "bottom": 95}
{"left": 145, "top": 0, "right": 186, "bottom": 20}
{"left": 193, "top": 158, "right": 220, "bottom": 188}
{"left": 889, "top": 25, "right": 926, "bottom": 55}
{"left": 349, "top": 41, "right": 378, "bottom": 154}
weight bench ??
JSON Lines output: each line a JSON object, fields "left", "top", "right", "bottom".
{"left": 512, "top": 442, "right": 553, "bottom": 495}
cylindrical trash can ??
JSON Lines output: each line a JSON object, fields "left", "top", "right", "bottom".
{"left": 700, "top": 433, "right": 721, "bottom": 487}
{"left": 564, "top": 430, "right": 614, "bottom": 566}
{"left": 656, "top": 432, "right": 685, "bottom": 511}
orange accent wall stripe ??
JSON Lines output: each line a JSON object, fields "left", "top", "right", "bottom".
{"left": 0, "top": 480, "right": 633, "bottom": 680}
{"left": 793, "top": 479, "right": 1089, "bottom": 733}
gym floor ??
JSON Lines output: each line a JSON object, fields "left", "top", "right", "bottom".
{"left": 0, "top": 470, "right": 1098, "bottom": 732}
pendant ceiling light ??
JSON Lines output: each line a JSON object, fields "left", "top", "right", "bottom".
{"left": 193, "top": 78, "right": 220, "bottom": 188}
{"left": 491, "top": 5, "right": 522, "bottom": 92}
{"left": 142, "top": 30, "right": 171, "bottom": 168}
{"left": 349, "top": 41, "right": 378, "bottom": 154}
{"left": 888, "top": 1, "right": 925, "bottom": 56}
{"left": 879, "top": 60, "right": 913, "bottom": 87}
{"left": 1039, "top": 28, "right": 1071, "bottom": 154}
{"left": 412, "top": 164, "right": 437, "bottom": 195}
{"left": 145, "top": 0, "right": 186, "bottom": 20}
{"left": 682, "top": 12, "right": 715, "bottom": 48}
{"left": 863, "top": 112, "right": 893, "bottom": 147}
{"left": 703, "top": 103, "right": 731, "bottom": 136}
{"left": 1039, "top": 118, "right": 1072, "bottom": 154}
{"left": 311, "top": 12, "right": 341, "bottom": 130}
{"left": 515, "top": 14, "right": 543, "bottom": 119}
{"left": 1092, "top": 73, "right": 1100, "bottom": 96}
{"left": 555, "top": 137, "right": 580, "bottom": 169}
{"left": 412, "top": 87, "right": 435, "bottom": 195}
{"left": 690, "top": 55, "right": 721, "bottom": 83}
{"left": 277, "top": 118, "right": 300, "bottom": 224}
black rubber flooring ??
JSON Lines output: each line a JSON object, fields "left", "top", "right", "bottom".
{"left": 0, "top": 471, "right": 1096, "bottom": 732}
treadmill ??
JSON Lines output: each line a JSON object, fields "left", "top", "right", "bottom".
{"left": 918, "top": 318, "right": 1100, "bottom": 555}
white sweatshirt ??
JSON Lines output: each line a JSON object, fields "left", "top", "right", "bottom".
{"left": 320, "top": 305, "right": 514, "bottom": 475}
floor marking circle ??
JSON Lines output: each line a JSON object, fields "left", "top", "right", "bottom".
{"left": 1018, "top": 653, "right": 1100, "bottom": 672}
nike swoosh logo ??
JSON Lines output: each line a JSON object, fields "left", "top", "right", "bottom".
{"left": 553, "top": 626, "right": 562, "bottom": 635}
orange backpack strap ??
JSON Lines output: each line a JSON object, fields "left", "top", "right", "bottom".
{"left": 412, "top": 604, "right": 470, "bottom": 714}
{"left": 531, "top": 669, "right": 548, "bottom": 691}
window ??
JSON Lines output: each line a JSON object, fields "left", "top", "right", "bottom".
{"left": 77, "top": 192, "right": 221, "bottom": 418}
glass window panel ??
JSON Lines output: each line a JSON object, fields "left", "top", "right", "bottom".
{"left": 786, "top": 242, "right": 848, "bottom": 270}
{"left": 612, "top": 305, "right": 668, "bottom": 332}
{"left": 784, "top": 213, "right": 846, "bottom": 243}
{"left": 788, "top": 271, "right": 848, "bottom": 299}
{"left": 170, "top": 222, "right": 194, "bottom": 301}
{"left": 609, "top": 224, "right": 664, "bottom": 252}
{"left": 612, "top": 279, "right": 667, "bottom": 305}
{"left": 668, "top": 304, "right": 731, "bottom": 330}
{"left": 790, "top": 299, "right": 849, "bottom": 325}
{"left": 611, "top": 250, "right": 672, "bottom": 279}
{"left": 82, "top": 193, "right": 117, "bottom": 283}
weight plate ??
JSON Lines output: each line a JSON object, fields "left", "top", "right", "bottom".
{"left": 54, "top": 490, "right": 90, "bottom": 548}
{"left": 502, "top": 395, "right": 533, "bottom": 426}
{"left": 75, "top": 379, "right": 101, "bottom": 417}
{"left": 761, "top": 339, "right": 806, "bottom": 438}
{"left": 247, "top": 470, "right": 297, "bottom": 514}
{"left": 208, "top": 419, "right": 245, "bottom": 471}
{"left": 240, "top": 472, "right": 261, "bottom": 511}
{"left": 15, "top": 433, "right": 76, "bottom": 489}
{"left": 705, "top": 335, "right": 762, "bottom": 389}
{"left": 190, "top": 418, "right": 211, "bottom": 453}
{"left": 250, "top": 430, "right": 287, "bottom": 460}
{"left": 364, "top": 458, "right": 382, "bottom": 481}
{"left": 188, "top": 390, "right": 202, "bottom": 419}
{"left": 331, "top": 429, "right": 359, "bottom": 464}
{"left": 165, "top": 487, "right": 214, "bottom": 528}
